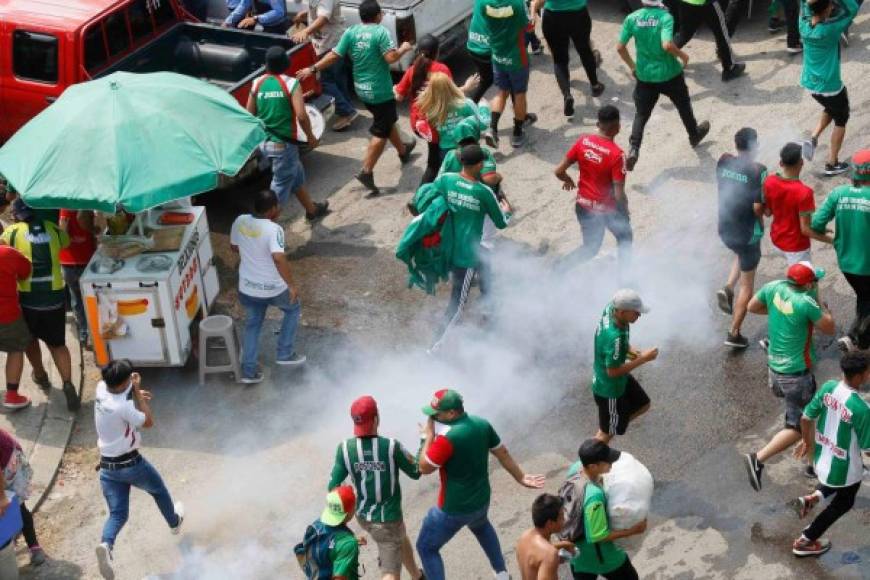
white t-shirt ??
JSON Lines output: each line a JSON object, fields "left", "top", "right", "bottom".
{"left": 307, "top": 0, "right": 344, "bottom": 55}
{"left": 94, "top": 380, "right": 146, "bottom": 458}
{"left": 230, "top": 214, "right": 288, "bottom": 298}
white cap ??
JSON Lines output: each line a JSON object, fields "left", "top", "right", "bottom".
{"left": 641, "top": 0, "right": 665, "bottom": 6}
{"left": 612, "top": 288, "right": 649, "bottom": 314}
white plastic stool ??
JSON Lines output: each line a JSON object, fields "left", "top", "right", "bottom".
{"left": 198, "top": 315, "right": 241, "bottom": 384}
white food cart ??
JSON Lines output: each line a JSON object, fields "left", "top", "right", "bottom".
{"left": 80, "top": 204, "right": 220, "bottom": 367}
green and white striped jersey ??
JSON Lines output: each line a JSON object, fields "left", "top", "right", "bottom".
{"left": 804, "top": 380, "right": 870, "bottom": 488}
{"left": 328, "top": 436, "right": 421, "bottom": 523}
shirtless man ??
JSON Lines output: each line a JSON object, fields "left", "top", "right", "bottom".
{"left": 516, "top": 493, "right": 573, "bottom": 580}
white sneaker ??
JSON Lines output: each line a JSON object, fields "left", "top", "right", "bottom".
{"left": 96, "top": 543, "right": 115, "bottom": 580}
{"left": 494, "top": 572, "right": 511, "bottom": 580}
{"left": 171, "top": 501, "right": 184, "bottom": 535}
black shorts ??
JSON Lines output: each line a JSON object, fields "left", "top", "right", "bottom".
{"left": 364, "top": 99, "right": 398, "bottom": 139}
{"left": 769, "top": 368, "right": 816, "bottom": 431}
{"left": 594, "top": 375, "right": 651, "bottom": 437}
{"left": 724, "top": 240, "right": 761, "bottom": 272}
{"left": 22, "top": 306, "right": 66, "bottom": 348}
{"left": 573, "top": 556, "right": 639, "bottom": 580}
{"left": 811, "top": 87, "right": 850, "bottom": 127}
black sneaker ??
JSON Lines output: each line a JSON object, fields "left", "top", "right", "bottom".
{"left": 305, "top": 201, "right": 330, "bottom": 223}
{"left": 768, "top": 16, "right": 786, "bottom": 33}
{"left": 716, "top": 286, "right": 734, "bottom": 315}
{"left": 626, "top": 146, "right": 640, "bottom": 172}
{"left": 824, "top": 161, "right": 849, "bottom": 176}
{"left": 563, "top": 96, "right": 575, "bottom": 118}
{"left": 62, "top": 381, "right": 81, "bottom": 412}
{"left": 591, "top": 82, "right": 605, "bottom": 97}
{"left": 759, "top": 338, "right": 770, "bottom": 352}
{"left": 802, "top": 136, "right": 818, "bottom": 161}
{"left": 690, "top": 121, "right": 711, "bottom": 148}
{"left": 32, "top": 372, "right": 52, "bottom": 392}
{"left": 355, "top": 171, "right": 380, "bottom": 195}
{"left": 510, "top": 131, "right": 527, "bottom": 148}
{"left": 725, "top": 332, "right": 749, "bottom": 349}
{"left": 722, "top": 63, "right": 746, "bottom": 82}
{"left": 804, "top": 464, "right": 817, "bottom": 479}
{"left": 787, "top": 41, "right": 804, "bottom": 54}
{"left": 744, "top": 452, "right": 764, "bottom": 491}
{"left": 530, "top": 44, "right": 544, "bottom": 55}
{"left": 485, "top": 130, "right": 499, "bottom": 148}
{"left": 523, "top": 112, "right": 538, "bottom": 127}
{"left": 399, "top": 139, "right": 417, "bottom": 164}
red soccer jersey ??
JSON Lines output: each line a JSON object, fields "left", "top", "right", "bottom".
{"left": 395, "top": 61, "right": 452, "bottom": 143}
{"left": 0, "top": 245, "right": 31, "bottom": 324}
{"left": 565, "top": 134, "right": 626, "bottom": 212}
{"left": 763, "top": 174, "right": 815, "bottom": 252}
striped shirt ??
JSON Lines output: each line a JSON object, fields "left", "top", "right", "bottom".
{"left": 328, "top": 436, "right": 420, "bottom": 523}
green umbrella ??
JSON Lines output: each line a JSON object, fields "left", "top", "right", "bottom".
{"left": 0, "top": 71, "right": 267, "bottom": 213}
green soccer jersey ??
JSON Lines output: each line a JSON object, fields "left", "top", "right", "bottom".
{"left": 803, "top": 380, "right": 870, "bottom": 487}
{"left": 439, "top": 149, "right": 497, "bottom": 178}
{"left": 328, "top": 436, "right": 420, "bottom": 523}
{"left": 483, "top": 0, "right": 529, "bottom": 71}
{"left": 333, "top": 23, "right": 396, "bottom": 104}
{"left": 618, "top": 7, "right": 683, "bottom": 83}
{"left": 811, "top": 184, "right": 870, "bottom": 276}
{"left": 799, "top": 0, "right": 858, "bottom": 95}
{"left": 329, "top": 527, "right": 360, "bottom": 580}
{"left": 253, "top": 74, "right": 299, "bottom": 143}
{"left": 544, "top": 0, "right": 587, "bottom": 11}
{"left": 431, "top": 173, "right": 509, "bottom": 269}
{"left": 570, "top": 478, "right": 628, "bottom": 575}
{"left": 468, "top": 0, "right": 492, "bottom": 56}
{"left": 592, "top": 303, "right": 630, "bottom": 398}
{"left": 755, "top": 280, "right": 823, "bottom": 374}
{"left": 425, "top": 413, "right": 502, "bottom": 514}
{"left": 436, "top": 99, "right": 488, "bottom": 151}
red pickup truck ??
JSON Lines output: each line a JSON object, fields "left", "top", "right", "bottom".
{"left": 0, "top": 0, "right": 329, "bottom": 143}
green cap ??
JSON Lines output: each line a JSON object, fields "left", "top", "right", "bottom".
{"left": 422, "top": 388, "right": 464, "bottom": 416}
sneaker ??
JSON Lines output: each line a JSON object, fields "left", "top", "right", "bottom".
{"left": 626, "top": 146, "right": 640, "bottom": 172}
{"left": 789, "top": 494, "right": 820, "bottom": 519}
{"left": 510, "top": 132, "right": 527, "bottom": 148}
{"left": 331, "top": 111, "right": 359, "bottom": 132}
{"left": 563, "top": 95, "right": 575, "bottom": 118}
{"left": 722, "top": 62, "right": 746, "bottom": 82}
{"left": 787, "top": 41, "right": 804, "bottom": 54}
{"left": 837, "top": 336, "right": 857, "bottom": 353}
{"left": 3, "top": 391, "right": 31, "bottom": 410}
{"left": 355, "top": 171, "right": 380, "bottom": 196}
{"left": 768, "top": 16, "right": 786, "bottom": 33}
{"left": 523, "top": 113, "right": 538, "bottom": 127}
{"left": 725, "top": 332, "right": 749, "bottom": 349}
{"left": 32, "top": 371, "right": 52, "bottom": 391}
{"left": 690, "top": 121, "right": 711, "bottom": 148}
{"left": 804, "top": 464, "right": 817, "bottom": 479}
{"left": 96, "top": 543, "right": 115, "bottom": 580}
{"left": 62, "top": 381, "right": 81, "bottom": 412}
{"left": 591, "top": 82, "right": 605, "bottom": 97}
{"left": 494, "top": 572, "right": 511, "bottom": 580}
{"left": 792, "top": 537, "right": 831, "bottom": 557}
{"left": 399, "top": 139, "right": 417, "bottom": 164}
{"left": 240, "top": 372, "right": 264, "bottom": 384}
{"left": 802, "top": 136, "right": 817, "bottom": 161}
{"left": 716, "top": 286, "right": 734, "bottom": 315}
{"left": 276, "top": 352, "right": 307, "bottom": 366}
{"left": 171, "top": 502, "right": 184, "bottom": 535}
{"left": 305, "top": 201, "right": 330, "bottom": 223}
{"left": 759, "top": 338, "right": 770, "bottom": 352}
{"left": 530, "top": 44, "right": 544, "bottom": 55}
{"left": 29, "top": 546, "right": 47, "bottom": 566}
{"left": 744, "top": 452, "right": 764, "bottom": 491}
{"left": 824, "top": 161, "right": 850, "bottom": 176}
{"left": 485, "top": 130, "right": 499, "bottom": 148}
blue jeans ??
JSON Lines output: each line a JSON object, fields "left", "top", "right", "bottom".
{"left": 99, "top": 456, "right": 178, "bottom": 547}
{"left": 320, "top": 56, "right": 356, "bottom": 118}
{"left": 260, "top": 141, "right": 305, "bottom": 206}
{"left": 416, "top": 504, "right": 506, "bottom": 580}
{"left": 239, "top": 289, "right": 301, "bottom": 378}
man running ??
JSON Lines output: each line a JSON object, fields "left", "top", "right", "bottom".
{"left": 328, "top": 396, "right": 424, "bottom": 580}
{"left": 675, "top": 0, "right": 746, "bottom": 81}
{"left": 592, "top": 289, "right": 657, "bottom": 444}
{"left": 516, "top": 494, "right": 572, "bottom": 580}
{"left": 298, "top": 0, "right": 415, "bottom": 195}
{"left": 715, "top": 127, "right": 766, "bottom": 348}
{"left": 790, "top": 351, "right": 869, "bottom": 557}
{"left": 762, "top": 143, "right": 831, "bottom": 266}
{"left": 617, "top": 0, "right": 710, "bottom": 171}
{"left": 744, "top": 262, "right": 835, "bottom": 491}
{"left": 811, "top": 149, "right": 870, "bottom": 352}
{"left": 416, "top": 389, "right": 545, "bottom": 580}
{"left": 554, "top": 105, "right": 631, "bottom": 273}
{"left": 799, "top": 0, "right": 859, "bottom": 177}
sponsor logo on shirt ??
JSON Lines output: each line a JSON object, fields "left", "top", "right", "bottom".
{"left": 635, "top": 18, "right": 661, "bottom": 28}
{"left": 354, "top": 460, "right": 386, "bottom": 472}
{"left": 469, "top": 31, "right": 489, "bottom": 45}
{"left": 772, "top": 292, "right": 795, "bottom": 315}
{"left": 720, "top": 168, "right": 749, "bottom": 183}
{"left": 837, "top": 196, "right": 870, "bottom": 212}
{"left": 815, "top": 431, "right": 847, "bottom": 459}
{"left": 822, "top": 392, "right": 853, "bottom": 423}
{"left": 584, "top": 149, "right": 603, "bottom": 165}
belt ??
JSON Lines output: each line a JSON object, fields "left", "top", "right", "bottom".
{"left": 99, "top": 450, "right": 141, "bottom": 471}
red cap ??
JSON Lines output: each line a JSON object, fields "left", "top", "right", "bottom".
{"left": 787, "top": 261, "right": 825, "bottom": 286}
{"left": 350, "top": 396, "right": 378, "bottom": 436}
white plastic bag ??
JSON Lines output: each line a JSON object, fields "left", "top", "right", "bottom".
{"left": 602, "top": 451, "right": 653, "bottom": 530}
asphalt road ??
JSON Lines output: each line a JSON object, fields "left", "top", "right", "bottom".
{"left": 24, "top": 2, "right": 870, "bottom": 578}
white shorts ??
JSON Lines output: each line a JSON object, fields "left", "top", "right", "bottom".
{"left": 778, "top": 247, "right": 811, "bottom": 266}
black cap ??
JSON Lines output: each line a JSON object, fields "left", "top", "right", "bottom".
{"left": 459, "top": 143, "right": 485, "bottom": 166}
{"left": 265, "top": 46, "right": 290, "bottom": 73}
{"left": 578, "top": 439, "right": 621, "bottom": 466}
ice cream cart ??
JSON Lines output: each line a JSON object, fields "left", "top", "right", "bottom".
{"left": 80, "top": 204, "right": 220, "bottom": 367}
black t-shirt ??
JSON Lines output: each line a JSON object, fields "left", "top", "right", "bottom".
{"left": 716, "top": 153, "right": 766, "bottom": 246}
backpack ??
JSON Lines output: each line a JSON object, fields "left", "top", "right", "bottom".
{"left": 293, "top": 520, "right": 351, "bottom": 579}
{"left": 558, "top": 470, "right": 589, "bottom": 544}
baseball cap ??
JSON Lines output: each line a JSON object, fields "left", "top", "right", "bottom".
{"left": 612, "top": 288, "right": 649, "bottom": 314}
{"left": 852, "top": 149, "right": 870, "bottom": 182}
{"left": 787, "top": 261, "right": 825, "bottom": 286}
{"left": 350, "top": 395, "right": 378, "bottom": 437}
{"left": 422, "top": 388, "right": 463, "bottom": 416}
{"left": 321, "top": 485, "right": 356, "bottom": 526}
{"left": 641, "top": 0, "right": 665, "bottom": 6}
{"left": 578, "top": 439, "right": 621, "bottom": 466}
{"left": 459, "top": 143, "right": 485, "bottom": 166}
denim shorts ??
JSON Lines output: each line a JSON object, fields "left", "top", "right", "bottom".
{"left": 260, "top": 141, "right": 305, "bottom": 205}
{"left": 769, "top": 368, "right": 816, "bottom": 431}
{"left": 493, "top": 64, "right": 529, "bottom": 93}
